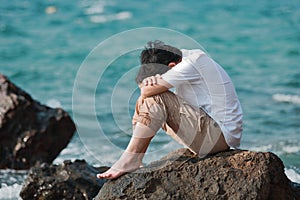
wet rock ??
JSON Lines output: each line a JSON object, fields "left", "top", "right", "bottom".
{"left": 95, "top": 149, "right": 300, "bottom": 200}
{"left": 20, "top": 160, "right": 109, "bottom": 200}
{"left": 0, "top": 74, "right": 76, "bottom": 169}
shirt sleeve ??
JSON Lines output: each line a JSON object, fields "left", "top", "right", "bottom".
{"left": 161, "top": 58, "right": 200, "bottom": 88}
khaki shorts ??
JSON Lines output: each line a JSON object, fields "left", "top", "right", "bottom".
{"left": 133, "top": 91, "right": 229, "bottom": 156}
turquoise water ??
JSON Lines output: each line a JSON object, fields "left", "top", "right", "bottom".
{"left": 1, "top": 0, "right": 300, "bottom": 198}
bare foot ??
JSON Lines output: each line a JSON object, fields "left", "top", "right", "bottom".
{"left": 97, "top": 151, "right": 143, "bottom": 180}
{"left": 97, "top": 167, "right": 128, "bottom": 179}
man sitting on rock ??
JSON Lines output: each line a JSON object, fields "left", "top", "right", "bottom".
{"left": 97, "top": 41, "right": 243, "bottom": 179}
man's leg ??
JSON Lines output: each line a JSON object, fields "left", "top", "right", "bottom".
{"left": 97, "top": 91, "right": 229, "bottom": 179}
{"left": 96, "top": 123, "right": 155, "bottom": 179}
{"left": 97, "top": 95, "right": 166, "bottom": 179}
{"left": 159, "top": 94, "right": 229, "bottom": 156}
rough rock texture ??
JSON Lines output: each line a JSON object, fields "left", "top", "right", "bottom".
{"left": 0, "top": 74, "right": 76, "bottom": 169}
{"left": 20, "top": 160, "right": 109, "bottom": 200}
{"left": 96, "top": 149, "right": 300, "bottom": 200}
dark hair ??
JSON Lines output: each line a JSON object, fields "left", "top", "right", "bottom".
{"left": 135, "top": 63, "right": 170, "bottom": 84}
{"left": 140, "top": 40, "right": 182, "bottom": 65}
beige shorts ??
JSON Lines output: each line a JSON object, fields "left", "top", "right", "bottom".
{"left": 133, "top": 91, "right": 229, "bottom": 156}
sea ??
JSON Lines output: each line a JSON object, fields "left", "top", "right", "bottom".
{"left": 1, "top": 0, "right": 300, "bottom": 199}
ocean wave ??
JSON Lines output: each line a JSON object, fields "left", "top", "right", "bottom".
{"left": 0, "top": 183, "right": 22, "bottom": 200}
{"left": 82, "top": 0, "right": 132, "bottom": 23}
{"left": 248, "top": 140, "right": 300, "bottom": 155}
{"left": 0, "top": 169, "right": 27, "bottom": 200}
{"left": 46, "top": 99, "right": 62, "bottom": 108}
{"left": 84, "top": 3, "right": 105, "bottom": 15}
{"left": 272, "top": 93, "right": 300, "bottom": 104}
{"left": 248, "top": 144, "right": 273, "bottom": 152}
{"left": 282, "top": 145, "right": 300, "bottom": 154}
{"left": 89, "top": 12, "right": 132, "bottom": 23}
{"left": 248, "top": 142, "right": 300, "bottom": 183}
{"left": 285, "top": 168, "right": 300, "bottom": 183}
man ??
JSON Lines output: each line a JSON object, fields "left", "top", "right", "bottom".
{"left": 97, "top": 41, "right": 243, "bottom": 179}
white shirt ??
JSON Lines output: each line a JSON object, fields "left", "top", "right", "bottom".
{"left": 161, "top": 49, "right": 243, "bottom": 148}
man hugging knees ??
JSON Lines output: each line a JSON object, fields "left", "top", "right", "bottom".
{"left": 97, "top": 41, "right": 243, "bottom": 179}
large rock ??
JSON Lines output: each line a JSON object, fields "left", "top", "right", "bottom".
{"left": 0, "top": 74, "right": 76, "bottom": 169}
{"left": 20, "top": 160, "right": 109, "bottom": 200}
{"left": 95, "top": 149, "right": 300, "bottom": 200}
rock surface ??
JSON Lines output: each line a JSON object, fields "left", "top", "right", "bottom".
{"left": 0, "top": 74, "right": 76, "bottom": 169}
{"left": 95, "top": 149, "right": 300, "bottom": 200}
{"left": 20, "top": 160, "right": 109, "bottom": 200}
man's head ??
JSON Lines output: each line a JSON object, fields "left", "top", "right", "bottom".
{"left": 135, "top": 63, "right": 170, "bottom": 84}
{"left": 140, "top": 40, "right": 182, "bottom": 66}
{"left": 136, "top": 40, "right": 182, "bottom": 85}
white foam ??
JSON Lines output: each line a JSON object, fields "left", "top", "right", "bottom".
{"left": 85, "top": 4, "right": 104, "bottom": 15}
{"left": 247, "top": 143, "right": 300, "bottom": 184}
{"left": 282, "top": 145, "right": 300, "bottom": 154}
{"left": 0, "top": 183, "right": 22, "bottom": 200}
{"left": 46, "top": 99, "right": 62, "bottom": 108}
{"left": 114, "top": 12, "right": 132, "bottom": 20}
{"left": 248, "top": 144, "right": 272, "bottom": 152}
{"left": 89, "top": 15, "right": 108, "bottom": 23}
{"left": 90, "top": 12, "right": 132, "bottom": 23}
{"left": 285, "top": 168, "right": 300, "bottom": 183}
{"left": 247, "top": 141, "right": 300, "bottom": 155}
{"left": 272, "top": 93, "right": 300, "bottom": 104}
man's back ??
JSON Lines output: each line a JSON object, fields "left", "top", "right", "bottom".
{"left": 162, "top": 49, "right": 243, "bottom": 148}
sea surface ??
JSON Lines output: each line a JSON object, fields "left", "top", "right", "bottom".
{"left": 1, "top": 0, "right": 300, "bottom": 199}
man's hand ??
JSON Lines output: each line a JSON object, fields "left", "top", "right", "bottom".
{"left": 140, "top": 74, "right": 172, "bottom": 98}
{"left": 142, "top": 74, "right": 162, "bottom": 86}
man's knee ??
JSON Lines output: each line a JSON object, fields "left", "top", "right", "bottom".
{"left": 139, "top": 92, "right": 180, "bottom": 132}
{"left": 138, "top": 92, "right": 178, "bottom": 118}
{"left": 152, "top": 91, "right": 177, "bottom": 106}
{"left": 136, "top": 95, "right": 167, "bottom": 131}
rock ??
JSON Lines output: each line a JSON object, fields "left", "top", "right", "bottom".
{"left": 0, "top": 74, "right": 76, "bottom": 169}
{"left": 20, "top": 160, "right": 109, "bottom": 200}
{"left": 95, "top": 149, "right": 300, "bottom": 200}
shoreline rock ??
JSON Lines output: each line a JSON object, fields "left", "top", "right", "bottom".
{"left": 95, "top": 149, "right": 300, "bottom": 200}
{"left": 20, "top": 149, "right": 300, "bottom": 200}
{"left": 20, "top": 160, "right": 109, "bottom": 200}
{"left": 0, "top": 74, "right": 76, "bottom": 169}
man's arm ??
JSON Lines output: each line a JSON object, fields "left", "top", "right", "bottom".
{"left": 141, "top": 77, "right": 173, "bottom": 98}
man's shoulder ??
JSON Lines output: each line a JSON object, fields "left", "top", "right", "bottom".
{"left": 181, "top": 49, "right": 207, "bottom": 65}
{"left": 182, "top": 49, "right": 210, "bottom": 66}
{"left": 181, "top": 49, "right": 206, "bottom": 58}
